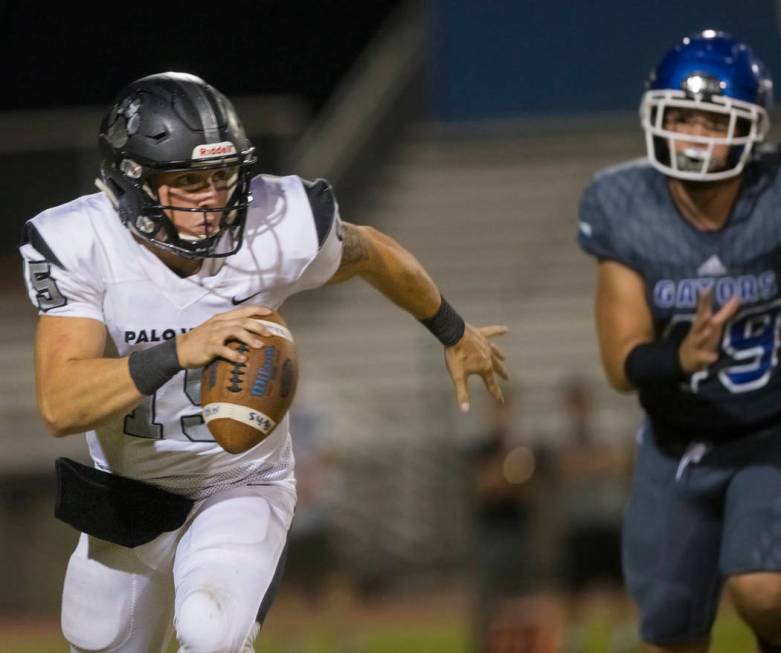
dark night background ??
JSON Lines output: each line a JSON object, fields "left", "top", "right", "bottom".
{"left": 0, "top": 1, "right": 405, "bottom": 260}
{"left": 0, "top": 2, "right": 401, "bottom": 111}
{"left": 2, "top": 0, "right": 780, "bottom": 260}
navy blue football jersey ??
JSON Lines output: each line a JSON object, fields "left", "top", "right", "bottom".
{"left": 578, "top": 150, "right": 781, "bottom": 443}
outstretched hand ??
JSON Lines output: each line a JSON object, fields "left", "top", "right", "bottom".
{"left": 679, "top": 290, "right": 740, "bottom": 374}
{"left": 445, "top": 324, "right": 508, "bottom": 412}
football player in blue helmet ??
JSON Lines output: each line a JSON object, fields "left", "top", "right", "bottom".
{"left": 640, "top": 29, "right": 772, "bottom": 181}
{"left": 579, "top": 31, "right": 781, "bottom": 653}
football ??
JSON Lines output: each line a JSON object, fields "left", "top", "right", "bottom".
{"left": 200, "top": 311, "right": 298, "bottom": 454}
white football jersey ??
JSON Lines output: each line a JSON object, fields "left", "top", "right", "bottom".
{"left": 20, "top": 174, "right": 343, "bottom": 499}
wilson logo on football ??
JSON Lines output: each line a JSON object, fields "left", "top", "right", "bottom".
{"left": 192, "top": 141, "right": 237, "bottom": 159}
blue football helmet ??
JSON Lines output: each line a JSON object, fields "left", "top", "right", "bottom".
{"left": 640, "top": 30, "right": 772, "bottom": 181}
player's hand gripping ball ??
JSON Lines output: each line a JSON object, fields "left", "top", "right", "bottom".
{"left": 201, "top": 311, "right": 298, "bottom": 454}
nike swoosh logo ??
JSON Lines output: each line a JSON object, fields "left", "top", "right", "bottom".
{"left": 231, "top": 291, "right": 264, "bottom": 305}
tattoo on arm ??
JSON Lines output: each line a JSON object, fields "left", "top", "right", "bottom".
{"left": 340, "top": 223, "right": 370, "bottom": 266}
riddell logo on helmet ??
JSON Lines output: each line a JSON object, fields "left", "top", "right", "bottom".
{"left": 192, "top": 142, "right": 237, "bottom": 159}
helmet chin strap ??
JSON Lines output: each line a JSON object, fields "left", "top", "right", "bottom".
{"left": 177, "top": 232, "right": 209, "bottom": 243}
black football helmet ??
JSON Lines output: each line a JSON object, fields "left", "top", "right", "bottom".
{"left": 97, "top": 72, "right": 257, "bottom": 258}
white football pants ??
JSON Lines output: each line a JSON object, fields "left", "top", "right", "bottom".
{"left": 60, "top": 482, "right": 295, "bottom": 653}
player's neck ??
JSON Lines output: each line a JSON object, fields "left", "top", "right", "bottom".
{"left": 667, "top": 176, "right": 742, "bottom": 231}
{"left": 141, "top": 239, "right": 203, "bottom": 277}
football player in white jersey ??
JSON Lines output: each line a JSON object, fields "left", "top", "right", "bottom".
{"left": 19, "top": 72, "right": 508, "bottom": 653}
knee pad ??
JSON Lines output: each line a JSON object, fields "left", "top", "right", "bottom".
{"left": 176, "top": 589, "right": 248, "bottom": 653}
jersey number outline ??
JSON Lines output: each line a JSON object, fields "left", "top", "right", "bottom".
{"left": 124, "top": 368, "right": 213, "bottom": 442}
{"left": 664, "top": 299, "right": 781, "bottom": 394}
{"left": 719, "top": 302, "right": 781, "bottom": 392}
{"left": 28, "top": 260, "right": 67, "bottom": 311}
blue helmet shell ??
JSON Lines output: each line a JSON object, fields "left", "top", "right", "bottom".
{"left": 649, "top": 30, "right": 772, "bottom": 109}
{"left": 640, "top": 30, "right": 773, "bottom": 181}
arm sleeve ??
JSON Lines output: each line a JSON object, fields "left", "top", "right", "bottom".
{"left": 289, "top": 178, "right": 344, "bottom": 292}
{"left": 19, "top": 221, "right": 104, "bottom": 321}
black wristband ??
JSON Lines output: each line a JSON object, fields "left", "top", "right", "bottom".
{"left": 128, "top": 339, "right": 183, "bottom": 395}
{"left": 624, "top": 340, "right": 686, "bottom": 389}
{"left": 420, "top": 297, "right": 466, "bottom": 347}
